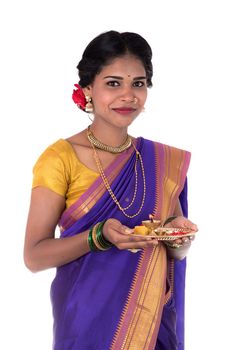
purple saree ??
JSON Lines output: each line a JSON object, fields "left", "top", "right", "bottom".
{"left": 51, "top": 137, "right": 190, "bottom": 350}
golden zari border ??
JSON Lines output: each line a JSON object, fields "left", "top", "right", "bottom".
{"left": 161, "top": 145, "right": 186, "bottom": 220}
{"left": 110, "top": 143, "right": 190, "bottom": 349}
{"left": 110, "top": 244, "right": 167, "bottom": 350}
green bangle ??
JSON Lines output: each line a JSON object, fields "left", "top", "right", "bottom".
{"left": 88, "top": 228, "right": 99, "bottom": 251}
{"left": 96, "top": 221, "right": 113, "bottom": 250}
{"left": 163, "top": 216, "right": 177, "bottom": 227}
{"left": 88, "top": 221, "right": 113, "bottom": 252}
{"left": 92, "top": 223, "right": 107, "bottom": 251}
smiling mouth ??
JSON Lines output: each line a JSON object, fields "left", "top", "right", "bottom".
{"left": 112, "top": 107, "right": 137, "bottom": 115}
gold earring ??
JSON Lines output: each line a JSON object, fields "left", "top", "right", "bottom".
{"left": 85, "top": 96, "right": 93, "bottom": 113}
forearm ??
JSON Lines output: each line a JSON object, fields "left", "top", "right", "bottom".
{"left": 24, "top": 230, "right": 90, "bottom": 272}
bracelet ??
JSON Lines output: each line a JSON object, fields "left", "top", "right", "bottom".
{"left": 163, "top": 216, "right": 177, "bottom": 227}
{"left": 87, "top": 221, "right": 113, "bottom": 252}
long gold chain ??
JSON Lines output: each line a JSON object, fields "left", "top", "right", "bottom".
{"left": 87, "top": 125, "right": 132, "bottom": 154}
{"left": 89, "top": 134, "right": 146, "bottom": 218}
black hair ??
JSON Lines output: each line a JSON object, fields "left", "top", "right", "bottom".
{"left": 77, "top": 30, "right": 153, "bottom": 88}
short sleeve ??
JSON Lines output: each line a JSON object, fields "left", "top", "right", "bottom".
{"left": 32, "top": 146, "right": 69, "bottom": 197}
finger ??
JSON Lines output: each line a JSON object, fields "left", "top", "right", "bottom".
{"left": 171, "top": 217, "right": 198, "bottom": 232}
{"left": 173, "top": 238, "right": 183, "bottom": 244}
{"left": 124, "top": 234, "right": 157, "bottom": 243}
{"left": 129, "top": 235, "right": 155, "bottom": 242}
{"left": 181, "top": 238, "right": 191, "bottom": 247}
{"left": 107, "top": 225, "right": 133, "bottom": 240}
{"left": 109, "top": 230, "right": 156, "bottom": 245}
{"left": 189, "top": 235, "right": 195, "bottom": 241}
{"left": 117, "top": 239, "right": 158, "bottom": 250}
{"left": 183, "top": 221, "right": 198, "bottom": 231}
{"left": 121, "top": 226, "right": 134, "bottom": 235}
{"left": 173, "top": 238, "right": 190, "bottom": 246}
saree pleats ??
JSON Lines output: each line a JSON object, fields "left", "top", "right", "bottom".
{"left": 51, "top": 138, "right": 190, "bottom": 350}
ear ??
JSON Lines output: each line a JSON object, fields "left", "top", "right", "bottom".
{"left": 82, "top": 86, "right": 93, "bottom": 97}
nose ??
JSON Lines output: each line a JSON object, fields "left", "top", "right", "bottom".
{"left": 120, "top": 88, "right": 137, "bottom": 104}
{"left": 121, "top": 96, "right": 138, "bottom": 104}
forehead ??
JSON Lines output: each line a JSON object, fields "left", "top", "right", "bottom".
{"left": 99, "top": 55, "right": 146, "bottom": 77}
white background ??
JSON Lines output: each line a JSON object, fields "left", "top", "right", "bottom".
{"left": 1, "top": 1, "right": 233, "bottom": 349}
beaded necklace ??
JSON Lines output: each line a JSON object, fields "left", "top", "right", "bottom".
{"left": 87, "top": 127, "right": 146, "bottom": 218}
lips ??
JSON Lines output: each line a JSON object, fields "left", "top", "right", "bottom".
{"left": 112, "top": 107, "right": 137, "bottom": 115}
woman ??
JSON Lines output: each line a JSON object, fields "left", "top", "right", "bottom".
{"left": 24, "top": 30, "right": 197, "bottom": 350}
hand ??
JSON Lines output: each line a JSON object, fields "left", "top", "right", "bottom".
{"left": 102, "top": 218, "right": 158, "bottom": 250}
{"left": 164, "top": 216, "right": 197, "bottom": 246}
{"left": 164, "top": 216, "right": 198, "bottom": 231}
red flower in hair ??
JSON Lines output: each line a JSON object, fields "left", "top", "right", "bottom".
{"left": 72, "top": 84, "right": 86, "bottom": 110}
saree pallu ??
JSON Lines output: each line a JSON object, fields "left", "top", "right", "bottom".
{"left": 51, "top": 137, "right": 190, "bottom": 350}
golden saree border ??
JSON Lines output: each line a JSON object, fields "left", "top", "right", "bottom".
{"left": 110, "top": 141, "right": 190, "bottom": 349}
{"left": 110, "top": 245, "right": 167, "bottom": 350}
{"left": 152, "top": 142, "right": 191, "bottom": 222}
{"left": 151, "top": 141, "right": 190, "bottom": 307}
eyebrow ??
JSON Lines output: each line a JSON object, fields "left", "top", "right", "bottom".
{"left": 103, "top": 75, "right": 147, "bottom": 80}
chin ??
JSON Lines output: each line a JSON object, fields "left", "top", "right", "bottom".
{"left": 114, "top": 119, "right": 135, "bottom": 129}
{"left": 113, "top": 114, "right": 138, "bottom": 127}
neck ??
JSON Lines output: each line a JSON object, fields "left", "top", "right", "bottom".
{"left": 90, "top": 121, "right": 128, "bottom": 147}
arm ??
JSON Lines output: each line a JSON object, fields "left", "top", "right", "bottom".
{"left": 24, "top": 187, "right": 158, "bottom": 273}
{"left": 24, "top": 187, "right": 91, "bottom": 272}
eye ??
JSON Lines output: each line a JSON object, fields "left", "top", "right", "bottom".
{"left": 133, "top": 81, "right": 145, "bottom": 88}
{"left": 106, "top": 80, "right": 120, "bottom": 87}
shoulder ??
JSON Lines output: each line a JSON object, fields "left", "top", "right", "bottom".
{"left": 32, "top": 139, "right": 78, "bottom": 185}
{"left": 39, "top": 139, "right": 74, "bottom": 158}
{"left": 32, "top": 139, "right": 77, "bottom": 195}
{"left": 34, "top": 139, "right": 76, "bottom": 168}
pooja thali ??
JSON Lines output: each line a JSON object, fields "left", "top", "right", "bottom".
{"left": 132, "top": 219, "right": 196, "bottom": 241}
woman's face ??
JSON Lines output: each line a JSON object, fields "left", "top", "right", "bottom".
{"left": 84, "top": 55, "right": 148, "bottom": 129}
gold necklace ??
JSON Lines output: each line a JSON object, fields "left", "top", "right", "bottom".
{"left": 89, "top": 134, "right": 146, "bottom": 218}
{"left": 87, "top": 125, "right": 132, "bottom": 154}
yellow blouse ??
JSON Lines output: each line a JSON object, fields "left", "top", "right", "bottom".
{"left": 32, "top": 139, "right": 99, "bottom": 208}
